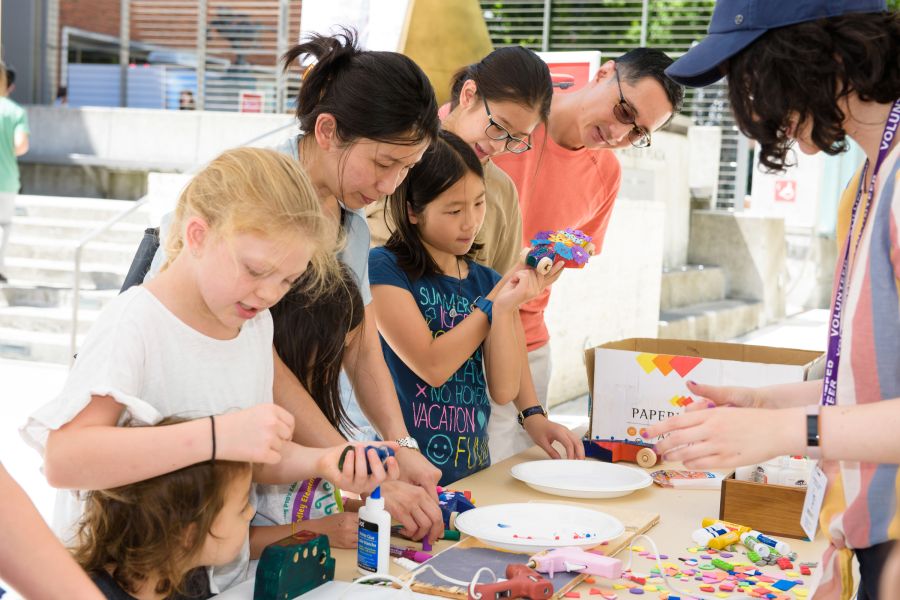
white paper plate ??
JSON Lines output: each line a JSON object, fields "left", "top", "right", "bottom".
{"left": 511, "top": 459, "right": 653, "bottom": 498}
{"left": 454, "top": 502, "right": 625, "bottom": 552}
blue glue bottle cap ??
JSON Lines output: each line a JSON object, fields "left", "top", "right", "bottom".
{"left": 371, "top": 486, "right": 381, "bottom": 500}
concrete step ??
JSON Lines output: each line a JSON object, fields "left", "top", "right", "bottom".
{"left": 3, "top": 257, "right": 126, "bottom": 290}
{"left": 0, "top": 326, "right": 81, "bottom": 363}
{"left": 0, "top": 305, "right": 100, "bottom": 335}
{"left": 0, "top": 281, "right": 118, "bottom": 309}
{"left": 16, "top": 194, "right": 152, "bottom": 225}
{"left": 11, "top": 216, "right": 148, "bottom": 245}
{"left": 6, "top": 236, "right": 138, "bottom": 265}
{"left": 660, "top": 264, "right": 727, "bottom": 310}
{"left": 658, "top": 298, "right": 764, "bottom": 342}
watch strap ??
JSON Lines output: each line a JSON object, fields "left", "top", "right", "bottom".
{"left": 473, "top": 296, "right": 493, "bottom": 324}
{"left": 396, "top": 436, "right": 420, "bottom": 451}
{"left": 517, "top": 405, "right": 547, "bottom": 427}
{"left": 805, "top": 404, "right": 822, "bottom": 459}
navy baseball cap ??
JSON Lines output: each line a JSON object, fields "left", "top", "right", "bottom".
{"left": 666, "top": 0, "right": 888, "bottom": 87}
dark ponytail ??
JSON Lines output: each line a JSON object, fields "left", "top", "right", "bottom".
{"left": 385, "top": 130, "right": 484, "bottom": 280}
{"left": 283, "top": 27, "right": 439, "bottom": 146}
{"left": 449, "top": 46, "right": 552, "bottom": 123}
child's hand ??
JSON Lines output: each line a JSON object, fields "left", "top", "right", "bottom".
{"left": 522, "top": 414, "right": 586, "bottom": 460}
{"left": 646, "top": 406, "right": 805, "bottom": 469}
{"left": 317, "top": 442, "right": 400, "bottom": 495}
{"left": 511, "top": 251, "right": 565, "bottom": 290}
{"left": 215, "top": 404, "right": 295, "bottom": 464}
{"left": 304, "top": 512, "right": 360, "bottom": 549}
{"left": 493, "top": 269, "right": 544, "bottom": 312}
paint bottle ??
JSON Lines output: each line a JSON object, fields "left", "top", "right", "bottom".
{"left": 700, "top": 518, "right": 751, "bottom": 535}
{"left": 748, "top": 529, "right": 791, "bottom": 555}
{"left": 739, "top": 532, "right": 772, "bottom": 558}
{"left": 692, "top": 525, "right": 728, "bottom": 547}
{"left": 357, "top": 487, "right": 390, "bottom": 575}
{"left": 707, "top": 529, "right": 741, "bottom": 550}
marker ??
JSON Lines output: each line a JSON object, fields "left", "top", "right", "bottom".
{"left": 748, "top": 530, "right": 791, "bottom": 555}
{"left": 739, "top": 533, "right": 772, "bottom": 558}
{"left": 389, "top": 524, "right": 460, "bottom": 541}
{"left": 389, "top": 545, "right": 433, "bottom": 563}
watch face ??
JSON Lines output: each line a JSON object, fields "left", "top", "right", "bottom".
{"left": 398, "top": 437, "right": 420, "bottom": 450}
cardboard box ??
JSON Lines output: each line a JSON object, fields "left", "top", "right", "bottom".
{"left": 719, "top": 474, "right": 808, "bottom": 540}
{"left": 585, "top": 338, "right": 822, "bottom": 443}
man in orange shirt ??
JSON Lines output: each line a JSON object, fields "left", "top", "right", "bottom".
{"left": 490, "top": 48, "right": 683, "bottom": 460}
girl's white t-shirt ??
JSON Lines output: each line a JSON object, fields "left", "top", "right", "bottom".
{"left": 20, "top": 285, "right": 274, "bottom": 592}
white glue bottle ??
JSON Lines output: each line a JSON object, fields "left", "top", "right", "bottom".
{"left": 357, "top": 486, "right": 390, "bottom": 575}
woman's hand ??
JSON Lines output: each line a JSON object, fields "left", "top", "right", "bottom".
{"left": 646, "top": 405, "right": 805, "bottom": 469}
{"left": 683, "top": 380, "right": 764, "bottom": 409}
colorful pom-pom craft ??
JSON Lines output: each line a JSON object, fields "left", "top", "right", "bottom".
{"left": 525, "top": 228, "right": 595, "bottom": 274}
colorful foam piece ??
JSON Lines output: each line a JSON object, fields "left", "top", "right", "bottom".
{"left": 525, "top": 228, "right": 595, "bottom": 274}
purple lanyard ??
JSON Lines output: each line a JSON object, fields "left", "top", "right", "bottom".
{"left": 820, "top": 98, "right": 900, "bottom": 406}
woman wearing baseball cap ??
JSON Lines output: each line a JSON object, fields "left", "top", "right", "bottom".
{"left": 647, "top": 2, "right": 899, "bottom": 598}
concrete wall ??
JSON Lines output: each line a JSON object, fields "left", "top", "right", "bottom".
{"left": 24, "top": 106, "right": 296, "bottom": 169}
{"left": 20, "top": 106, "right": 296, "bottom": 198}
{"left": 545, "top": 199, "right": 666, "bottom": 405}
{"left": 20, "top": 163, "right": 148, "bottom": 199}
{"left": 688, "top": 210, "right": 787, "bottom": 325}
{"left": 617, "top": 122, "right": 691, "bottom": 270}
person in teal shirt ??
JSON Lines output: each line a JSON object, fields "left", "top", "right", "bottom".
{"left": 0, "top": 63, "right": 30, "bottom": 284}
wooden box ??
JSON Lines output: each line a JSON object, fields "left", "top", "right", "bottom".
{"left": 718, "top": 474, "right": 809, "bottom": 540}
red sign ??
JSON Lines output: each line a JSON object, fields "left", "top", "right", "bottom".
{"left": 239, "top": 91, "right": 265, "bottom": 113}
{"left": 546, "top": 62, "right": 592, "bottom": 94}
{"left": 774, "top": 179, "right": 797, "bottom": 203}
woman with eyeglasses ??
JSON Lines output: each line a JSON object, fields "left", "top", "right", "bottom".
{"left": 488, "top": 48, "right": 684, "bottom": 461}
{"left": 369, "top": 46, "right": 552, "bottom": 274}
{"left": 368, "top": 46, "right": 588, "bottom": 464}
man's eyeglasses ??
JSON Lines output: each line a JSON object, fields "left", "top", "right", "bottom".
{"left": 483, "top": 97, "right": 532, "bottom": 154}
{"left": 613, "top": 68, "right": 652, "bottom": 149}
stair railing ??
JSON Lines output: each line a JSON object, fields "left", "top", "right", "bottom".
{"left": 69, "top": 121, "right": 296, "bottom": 364}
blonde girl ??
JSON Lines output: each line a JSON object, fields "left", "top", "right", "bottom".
{"left": 22, "top": 148, "right": 397, "bottom": 592}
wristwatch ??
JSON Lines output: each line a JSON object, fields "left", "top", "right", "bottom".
{"left": 473, "top": 296, "right": 493, "bottom": 324}
{"left": 805, "top": 404, "right": 822, "bottom": 459}
{"left": 517, "top": 405, "right": 548, "bottom": 427}
{"left": 396, "top": 436, "right": 420, "bottom": 451}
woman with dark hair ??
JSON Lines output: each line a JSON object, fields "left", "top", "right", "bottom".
{"left": 270, "top": 28, "right": 445, "bottom": 543}
{"left": 652, "top": 3, "right": 900, "bottom": 598}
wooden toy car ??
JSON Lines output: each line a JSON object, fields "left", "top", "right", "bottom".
{"left": 583, "top": 438, "right": 658, "bottom": 468}
{"left": 524, "top": 229, "right": 595, "bottom": 275}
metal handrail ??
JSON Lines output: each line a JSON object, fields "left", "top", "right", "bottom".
{"left": 69, "top": 120, "right": 297, "bottom": 364}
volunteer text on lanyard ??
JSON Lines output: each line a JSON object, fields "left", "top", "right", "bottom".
{"left": 821, "top": 98, "right": 900, "bottom": 407}
{"left": 800, "top": 99, "right": 900, "bottom": 542}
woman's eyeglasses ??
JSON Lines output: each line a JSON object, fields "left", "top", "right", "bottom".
{"left": 483, "top": 97, "right": 532, "bottom": 154}
{"left": 612, "top": 69, "right": 652, "bottom": 148}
